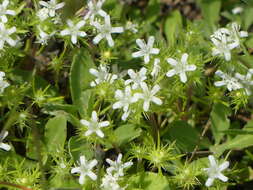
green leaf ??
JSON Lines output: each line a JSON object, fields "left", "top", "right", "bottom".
{"left": 243, "top": 7, "right": 253, "bottom": 30}
{"left": 44, "top": 115, "right": 67, "bottom": 153}
{"left": 197, "top": 0, "right": 221, "bottom": 30}
{"left": 164, "top": 121, "right": 210, "bottom": 152}
{"left": 70, "top": 49, "right": 95, "bottom": 117}
{"left": 145, "top": 0, "right": 160, "bottom": 22}
{"left": 128, "top": 172, "right": 171, "bottom": 190}
{"left": 113, "top": 124, "right": 142, "bottom": 146}
{"left": 211, "top": 120, "right": 253, "bottom": 156}
{"left": 164, "top": 10, "right": 182, "bottom": 46}
{"left": 210, "top": 103, "right": 231, "bottom": 144}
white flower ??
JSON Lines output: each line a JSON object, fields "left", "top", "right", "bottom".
{"left": 228, "top": 22, "right": 248, "bottom": 48}
{"left": 39, "top": 0, "right": 65, "bottom": 17}
{"left": 84, "top": 0, "right": 107, "bottom": 21}
{"left": 36, "top": 8, "right": 50, "bottom": 21}
{"left": 151, "top": 58, "right": 161, "bottom": 78}
{"left": 89, "top": 65, "right": 118, "bottom": 87}
{"left": 204, "top": 155, "right": 229, "bottom": 187}
{"left": 101, "top": 173, "right": 125, "bottom": 190}
{"left": 132, "top": 36, "right": 160, "bottom": 64}
{"left": 71, "top": 155, "right": 98, "bottom": 185}
{"left": 112, "top": 86, "right": 138, "bottom": 113}
{"left": 0, "top": 0, "right": 15, "bottom": 23}
{"left": 60, "top": 20, "right": 86, "bottom": 44}
{"left": 0, "top": 22, "right": 16, "bottom": 49}
{"left": 0, "top": 131, "right": 11, "bottom": 151}
{"left": 232, "top": 6, "right": 243, "bottom": 14}
{"left": 125, "top": 67, "right": 147, "bottom": 89}
{"left": 214, "top": 70, "right": 243, "bottom": 91}
{"left": 92, "top": 15, "right": 124, "bottom": 47}
{"left": 80, "top": 111, "right": 109, "bottom": 138}
{"left": 0, "top": 71, "right": 9, "bottom": 93}
{"left": 36, "top": 27, "right": 54, "bottom": 45}
{"left": 134, "top": 82, "right": 162, "bottom": 112}
{"left": 235, "top": 69, "right": 253, "bottom": 95}
{"left": 125, "top": 21, "right": 138, "bottom": 33}
{"left": 166, "top": 53, "right": 196, "bottom": 83}
{"left": 106, "top": 153, "right": 133, "bottom": 177}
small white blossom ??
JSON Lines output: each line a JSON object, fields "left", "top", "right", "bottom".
{"left": 204, "top": 155, "right": 229, "bottom": 187}
{"left": 214, "top": 70, "right": 243, "bottom": 91}
{"left": 235, "top": 69, "right": 253, "bottom": 95}
{"left": 125, "top": 67, "right": 147, "bottom": 89}
{"left": 36, "top": 27, "right": 54, "bottom": 45}
{"left": 0, "top": 0, "right": 15, "bottom": 23}
{"left": 84, "top": 0, "right": 107, "bottom": 21}
{"left": 106, "top": 153, "right": 133, "bottom": 177}
{"left": 166, "top": 53, "right": 196, "bottom": 83}
{"left": 92, "top": 15, "right": 124, "bottom": 47}
{"left": 36, "top": 8, "right": 50, "bottom": 21}
{"left": 0, "top": 71, "right": 9, "bottom": 94}
{"left": 232, "top": 6, "right": 243, "bottom": 14}
{"left": 60, "top": 20, "right": 86, "bottom": 44}
{"left": 125, "top": 21, "right": 138, "bottom": 33}
{"left": 89, "top": 65, "right": 118, "bottom": 87}
{"left": 71, "top": 155, "right": 98, "bottom": 185}
{"left": 112, "top": 86, "right": 138, "bottom": 113}
{"left": 132, "top": 36, "right": 160, "bottom": 64}
{"left": 101, "top": 173, "right": 125, "bottom": 190}
{"left": 0, "top": 22, "right": 16, "bottom": 49}
{"left": 0, "top": 131, "right": 11, "bottom": 151}
{"left": 80, "top": 111, "right": 109, "bottom": 138}
{"left": 228, "top": 22, "right": 248, "bottom": 48}
{"left": 134, "top": 82, "right": 162, "bottom": 112}
{"left": 39, "top": 0, "right": 65, "bottom": 17}
{"left": 151, "top": 58, "right": 161, "bottom": 78}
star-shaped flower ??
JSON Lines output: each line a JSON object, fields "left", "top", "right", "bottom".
{"left": 71, "top": 155, "right": 98, "bottom": 185}
{"left": 36, "top": 27, "right": 55, "bottom": 45}
{"left": 214, "top": 70, "right": 242, "bottom": 91}
{"left": 39, "top": 0, "right": 65, "bottom": 17}
{"left": 60, "top": 20, "right": 86, "bottom": 44}
{"left": 228, "top": 22, "right": 248, "bottom": 48}
{"left": 125, "top": 67, "right": 147, "bottom": 89}
{"left": 80, "top": 111, "right": 109, "bottom": 138}
{"left": 0, "top": 0, "right": 15, "bottom": 23}
{"left": 166, "top": 53, "right": 196, "bottom": 83}
{"left": 106, "top": 153, "right": 133, "bottom": 177}
{"left": 89, "top": 65, "right": 118, "bottom": 87}
{"left": 84, "top": 0, "right": 107, "bottom": 21}
{"left": 92, "top": 15, "right": 124, "bottom": 47}
{"left": 134, "top": 82, "right": 162, "bottom": 112}
{"left": 112, "top": 86, "right": 138, "bottom": 113}
{"left": 0, "top": 22, "right": 16, "bottom": 49}
{"left": 203, "top": 155, "right": 229, "bottom": 187}
{"left": 101, "top": 173, "right": 124, "bottom": 190}
{"left": 132, "top": 36, "right": 160, "bottom": 64}
{"left": 235, "top": 69, "right": 253, "bottom": 95}
{"left": 0, "top": 131, "right": 11, "bottom": 151}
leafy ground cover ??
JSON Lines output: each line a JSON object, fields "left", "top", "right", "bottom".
{"left": 1, "top": 0, "right": 253, "bottom": 189}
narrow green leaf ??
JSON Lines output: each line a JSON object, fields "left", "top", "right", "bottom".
{"left": 44, "top": 115, "right": 67, "bottom": 153}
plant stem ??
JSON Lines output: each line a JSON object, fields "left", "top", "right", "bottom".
{"left": 0, "top": 181, "right": 33, "bottom": 190}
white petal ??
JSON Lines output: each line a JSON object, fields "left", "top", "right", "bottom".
{"left": 205, "top": 177, "right": 214, "bottom": 187}
{"left": 217, "top": 173, "right": 228, "bottom": 182}
{"left": 181, "top": 53, "right": 188, "bottom": 64}
{"left": 8, "top": 27, "right": 16, "bottom": 34}
{"left": 71, "top": 167, "right": 81, "bottom": 174}
{"left": 123, "top": 161, "right": 133, "bottom": 168}
{"left": 150, "top": 48, "right": 159, "bottom": 55}
{"left": 144, "top": 54, "right": 150, "bottom": 63}
{"left": 1, "top": 15, "right": 7, "bottom": 23}
{"left": 224, "top": 51, "right": 231, "bottom": 61}
{"left": 132, "top": 51, "right": 144, "bottom": 58}
{"left": 6, "top": 10, "right": 15, "bottom": 15}
{"left": 122, "top": 111, "right": 130, "bottom": 121}
{"left": 106, "top": 34, "right": 114, "bottom": 47}
{"left": 71, "top": 35, "right": 77, "bottom": 44}
{"left": 85, "top": 130, "right": 93, "bottom": 136}
{"left": 49, "top": 10, "right": 55, "bottom": 17}
{"left": 240, "top": 31, "right": 248, "bottom": 38}
{"left": 98, "top": 10, "right": 107, "bottom": 17}
{"left": 136, "top": 39, "right": 145, "bottom": 49}
{"left": 89, "top": 68, "right": 99, "bottom": 77}
{"left": 3, "top": 0, "right": 9, "bottom": 7}
{"left": 0, "top": 143, "right": 11, "bottom": 151}
{"left": 208, "top": 155, "right": 217, "bottom": 167}
{"left": 166, "top": 69, "right": 176, "bottom": 77}
{"left": 99, "top": 121, "right": 109, "bottom": 127}
{"left": 214, "top": 81, "right": 226, "bottom": 87}
{"left": 2, "top": 131, "right": 8, "bottom": 140}
{"left": 186, "top": 64, "right": 196, "bottom": 71}
{"left": 179, "top": 72, "right": 187, "bottom": 83}
{"left": 117, "top": 153, "right": 123, "bottom": 163}
{"left": 78, "top": 31, "right": 87, "bottom": 37}
{"left": 219, "top": 161, "right": 229, "bottom": 171}
{"left": 80, "top": 156, "right": 86, "bottom": 165}
{"left": 79, "top": 174, "right": 85, "bottom": 185}
{"left": 143, "top": 101, "right": 150, "bottom": 111}
{"left": 60, "top": 29, "right": 70, "bottom": 36}
{"left": 80, "top": 119, "right": 90, "bottom": 126}
{"left": 112, "top": 102, "right": 123, "bottom": 109}
{"left": 140, "top": 82, "right": 148, "bottom": 92}
{"left": 55, "top": 2, "right": 65, "bottom": 9}
{"left": 89, "top": 159, "right": 98, "bottom": 169}
{"left": 147, "top": 36, "right": 155, "bottom": 47}
{"left": 115, "top": 90, "right": 123, "bottom": 98}
{"left": 93, "top": 34, "right": 103, "bottom": 44}
{"left": 0, "top": 40, "right": 4, "bottom": 49}
{"left": 151, "top": 85, "right": 160, "bottom": 94}
{"left": 91, "top": 111, "right": 98, "bottom": 122}
{"left": 151, "top": 97, "right": 162, "bottom": 105}
{"left": 39, "top": 1, "right": 49, "bottom": 7}
{"left": 96, "top": 129, "right": 104, "bottom": 138}
{"left": 111, "top": 27, "right": 124, "bottom": 33}
{"left": 76, "top": 20, "right": 86, "bottom": 29}
{"left": 167, "top": 58, "right": 178, "bottom": 66}
{"left": 87, "top": 171, "right": 97, "bottom": 180}
{"left": 6, "top": 38, "right": 16, "bottom": 47}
